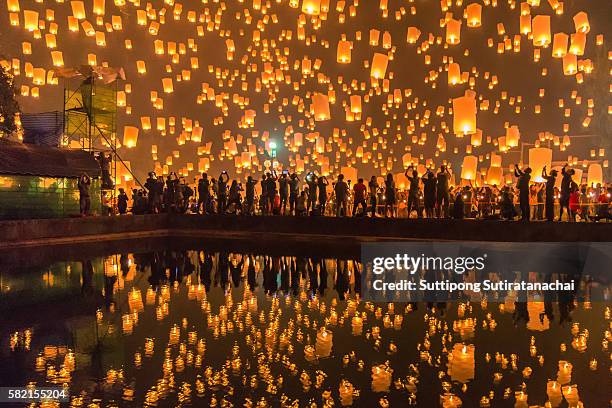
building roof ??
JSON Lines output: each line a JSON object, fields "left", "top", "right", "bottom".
{"left": 0, "top": 139, "right": 101, "bottom": 178}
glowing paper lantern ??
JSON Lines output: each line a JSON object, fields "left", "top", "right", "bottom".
{"left": 370, "top": 53, "right": 389, "bottom": 79}
{"left": 552, "top": 33, "right": 568, "bottom": 58}
{"left": 453, "top": 95, "right": 477, "bottom": 135}
{"left": 71, "top": 1, "right": 86, "bottom": 20}
{"left": 563, "top": 54, "right": 577, "bottom": 75}
{"left": 528, "top": 148, "right": 552, "bottom": 183}
{"left": 341, "top": 166, "right": 358, "bottom": 183}
{"left": 573, "top": 11, "right": 590, "bottom": 33}
{"left": 162, "top": 78, "right": 174, "bottom": 93}
{"left": 51, "top": 51, "right": 64, "bottom": 67}
{"left": 406, "top": 27, "right": 421, "bottom": 44}
{"left": 350, "top": 95, "right": 362, "bottom": 113}
{"left": 505, "top": 126, "right": 520, "bottom": 148}
{"left": 470, "top": 129, "right": 482, "bottom": 146}
{"left": 23, "top": 10, "right": 39, "bottom": 31}
{"left": 447, "top": 62, "right": 461, "bottom": 85}
{"left": 466, "top": 3, "right": 482, "bottom": 28}
{"left": 7, "top": 0, "right": 19, "bottom": 12}
{"left": 122, "top": 126, "right": 139, "bottom": 148}
{"left": 486, "top": 167, "right": 503, "bottom": 186}
{"left": 461, "top": 155, "right": 478, "bottom": 180}
{"left": 312, "top": 93, "right": 331, "bottom": 121}
{"left": 569, "top": 33, "right": 586, "bottom": 56}
{"left": 532, "top": 15, "right": 551, "bottom": 47}
{"left": 302, "top": 0, "right": 321, "bottom": 15}
{"left": 446, "top": 19, "right": 462, "bottom": 45}
{"left": 587, "top": 164, "right": 602, "bottom": 186}
{"left": 337, "top": 40, "right": 352, "bottom": 63}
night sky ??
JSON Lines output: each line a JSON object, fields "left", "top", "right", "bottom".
{"left": 1, "top": 0, "right": 610, "bottom": 184}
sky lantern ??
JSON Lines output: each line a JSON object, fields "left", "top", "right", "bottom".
{"left": 447, "top": 62, "right": 461, "bottom": 85}
{"left": 520, "top": 15, "right": 532, "bottom": 35}
{"left": 552, "top": 33, "right": 569, "bottom": 58}
{"left": 445, "top": 19, "right": 461, "bottom": 45}
{"left": 162, "top": 78, "right": 174, "bottom": 93}
{"left": 406, "top": 27, "right": 421, "bottom": 44}
{"left": 70, "top": 1, "right": 86, "bottom": 20}
{"left": 337, "top": 40, "right": 352, "bottom": 63}
{"left": 529, "top": 148, "right": 552, "bottom": 182}
{"left": 486, "top": 166, "right": 503, "bottom": 186}
{"left": 532, "top": 16, "right": 551, "bottom": 47}
{"left": 505, "top": 126, "right": 520, "bottom": 147}
{"left": 312, "top": 93, "right": 331, "bottom": 121}
{"left": 122, "top": 126, "right": 139, "bottom": 148}
{"left": 569, "top": 33, "right": 586, "bottom": 56}
{"left": 563, "top": 54, "right": 577, "bottom": 75}
{"left": 466, "top": 3, "right": 482, "bottom": 28}
{"left": 302, "top": 0, "right": 321, "bottom": 15}
{"left": 587, "top": 163, "right": 602, "bottom": 186}
{"left": 573, "top": 11, "right": 590, "bottom": 33}
{"left": 51, "top": 51, "right": 64, "bottom": 67}
{"left": 470, "top": 129, "right": 482, "bottom": 147}
{"left": 7, "top": 0, "right": 19, "bottom": 12}
{"left": 93, "top": 0, "right": 105, "bottom": 16}
{"left": 370, "top": 53, "right": 389, "bottom": 79}
{"left": 452, "top": 95, "right": 477, "bottom": 135}
{"left": 350, "top": 95, "right": 362, "bottom": 114}
{"left": 23, "top": 10, "right": 38, "bottom": 31}
{"left": 461, "top": 155, "right": 478, "bottom": 180}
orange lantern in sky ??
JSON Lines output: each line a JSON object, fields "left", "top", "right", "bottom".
{"left": 370, "top": 53, "right": 389, "bottom": 79}
{"left": 446, "top": 19, "right": 461, "bottom": 45}
{"left": 529, "top": 148, "right": 552, "bottom": 183}
{"left": 453, "top": 95, "right": 477, "bottom": 135}
{"left": 532, "top": 15, "right": 551, "bottom": 47}
{"left": 461, "top": 155, "right": 478, "bottom": 180}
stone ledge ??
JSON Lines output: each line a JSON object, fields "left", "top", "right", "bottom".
{"left": 0, "top": 214, "right": 610, "bottom": 250}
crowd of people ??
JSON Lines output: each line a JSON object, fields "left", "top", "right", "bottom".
{"left": 100, "top": 164, "right": 611, "bottom": 222}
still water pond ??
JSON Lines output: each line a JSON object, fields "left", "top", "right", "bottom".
{"left": 0, "top": 246, "right": 610, "bottom": 407}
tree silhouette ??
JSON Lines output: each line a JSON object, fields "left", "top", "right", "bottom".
{"left": 0, "top": 64, "right": 20, "bottom": 137}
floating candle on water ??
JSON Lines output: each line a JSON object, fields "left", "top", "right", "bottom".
{"left": 562, "top": 385, "right": 580, "bottom": 407}
{"left": 440, "top": 393, "right": 462, "bottom": 408}
{"left": 339, "top": 379, "right": 355, "bottom": 406}
{"left": 304, "top": 345, "right": 316, "bottom": 362}
{"left": 514, "top": 391, "right": 528, "bottom": 408}
{"left": 351, "top": 316, "right": 363, "bottom": 336}
{"left": 546, "top": 380, "right": 562, "bottom": 407}
{"left": 448, "top": 344, "right": 475, "bottom": 383}
{"left": 556, "top": 361, "right": 572, "bottom": 384}
{"left": 315, "top": 327, "right": 333, "bottom": 358}
{"left": 371, "top": 364, "right": 392, "bottom": 392}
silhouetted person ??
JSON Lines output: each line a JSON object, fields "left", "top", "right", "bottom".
{"left": 559, "top": 164, "right": 574, "bottom": 221}
{"left": 542, "top": 166, "right": 557, "bottom": 222}
{"left": 422, "top": 169, "right": 436, "bottom": 218}
{"left": 334, "top": 174, "right": 349, "bottom": 217}
{"left": 245, "top": 176, "right": 257, "bottom": 215}
{"left": 368, "top": 176, "right": 379, "bottom": 217}
{"left": 384, "top": 173, "right": 396, "bottom": 218}
{"left": 289, "top": 173, "right": 300, "bottom": 215}
{"left": 405, "top": 165, "right": 421, "bottom": 217}
{"left": 317, "top": 176, "right": 329, "bottom": 215}
{"left": 117, "top": 188, "right": 128, "bottom": 214}
{"left": 217, "top": 171, "right": 230, "bottom": 214}
{"left": 514, "top": 164, "right": 532, "bottom": 221}
{"left": 197, "top": 173, "right": 210, "bottom": 214}
{"left": 352, "top": 178, "right": 367, "bottom": 216}
{"left": 78, "top": 173, "right": 91, "bottom": 216}
{"left": 436, "top": 165, "right": 451, "bottom": 218}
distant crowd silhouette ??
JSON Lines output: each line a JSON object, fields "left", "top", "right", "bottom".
{"left": 109, "top": 163, "right": 610, "bottom": 222}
